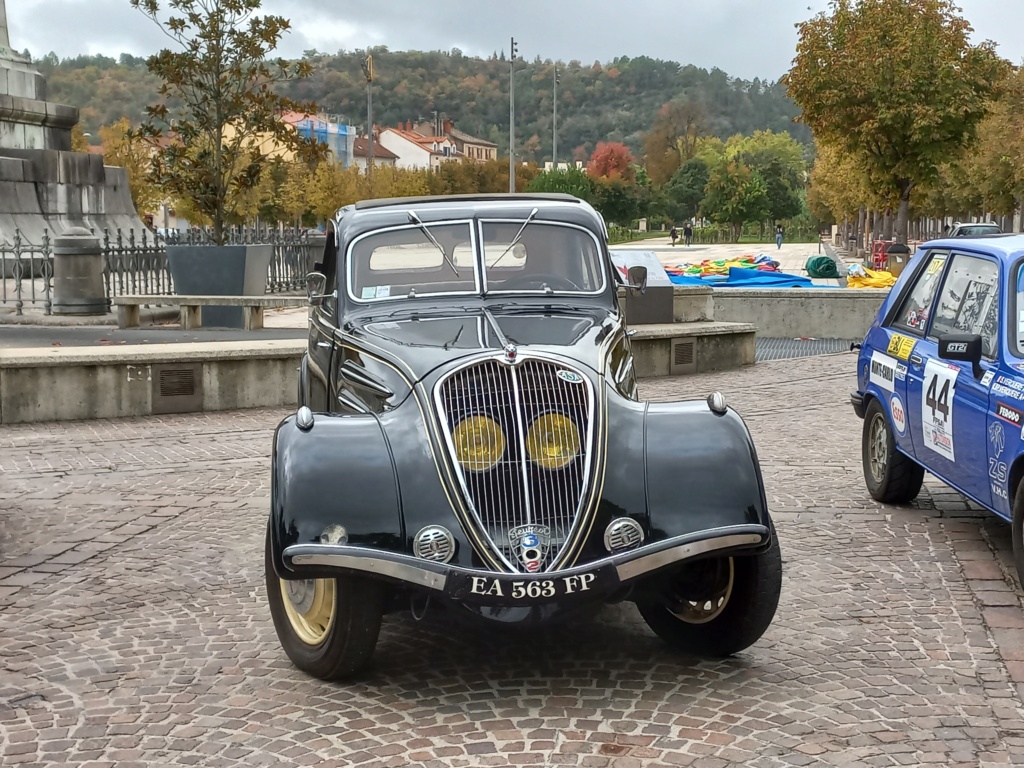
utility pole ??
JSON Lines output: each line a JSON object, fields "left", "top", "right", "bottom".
{"left": 361, "top": 52, "right": 375, "bottom": 192}
{"left": 552, "top": 65, "right": 559, "bottom": 170}
{"left": 509, "top": 37, "right": 518, "bottom": 194}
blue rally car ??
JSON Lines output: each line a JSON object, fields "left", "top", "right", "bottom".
{"left": 852, "top": 235, "right": 1024, "bottom": 586}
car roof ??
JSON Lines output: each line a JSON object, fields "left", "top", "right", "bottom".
{"left": 353, "top": 193, "right": 582, "bottom": 210}
{"left": 922, "top": 233, "right": 1024, "bottom": 261}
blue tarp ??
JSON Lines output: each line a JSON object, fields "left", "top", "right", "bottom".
{"left": 668, "top": 267, "right": 814, "bottom": 289}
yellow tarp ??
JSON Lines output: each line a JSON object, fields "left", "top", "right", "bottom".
{"left": 847, "top": 268, "right": 897, "bottom": 289}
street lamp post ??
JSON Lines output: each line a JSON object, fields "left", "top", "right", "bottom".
{"left": 509, "top": 37, "right": 517, "bottom": 194}
{"left": 361, "top": 52, "right": 375, "bottom": 191}
{"left": 552, "top": 65, "right": 559, "bottom": 170}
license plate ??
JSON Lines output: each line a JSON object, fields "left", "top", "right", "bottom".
{"left": 447, "top": 566, "right": 615, "bottom": 605}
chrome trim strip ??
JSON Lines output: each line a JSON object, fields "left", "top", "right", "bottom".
{"left": 284, "top": 525, "right": 768, "bottom": 590}
{"left": 613, "top": 533, "right": 765, "bottom": 581}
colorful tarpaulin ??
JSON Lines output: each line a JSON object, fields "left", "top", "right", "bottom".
{"left": 669, "top": 267, "right": 814, "bottom": 289}
{"left": 663, "top": 254, "right": 780, "bottom": 279}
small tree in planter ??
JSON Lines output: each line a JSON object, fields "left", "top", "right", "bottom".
{"left": 131, "top": 0, "right": 326, "bottom": 326}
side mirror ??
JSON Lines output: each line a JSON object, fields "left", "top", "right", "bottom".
{"left": 627, "top": 265, "right": 648, "bottom": 294}
{"left": 938, "top": 333, "right": 983, "bottom": 378}
{"left": 306, "top": 271, "right": 331, "bottom": 306}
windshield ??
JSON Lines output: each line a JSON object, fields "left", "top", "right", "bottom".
{"left": 956, "top": 225, "right": 1000, "bottom": 237}
{"left": 482, "top": 221, "right": 606, "bottom": 294}
{"left": 348, "top": 219, "right": 607, "bottom": 301}
{"left": 349, "top": 221, "right": 478, "bottom": 301}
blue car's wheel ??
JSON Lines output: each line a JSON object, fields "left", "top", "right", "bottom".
{"left": 862, "top": 399, "right": 924, "bottom": 504}
{"left": 1011, "top": 482, "right": 1024, "bottom": 589}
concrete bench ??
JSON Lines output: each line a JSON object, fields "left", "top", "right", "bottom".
{"left": 112, "top": 295, "right": 308, "bottom": 331}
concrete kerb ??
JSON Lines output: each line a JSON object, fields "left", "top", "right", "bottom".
{"left": 0, "top": 306, "right": 180, "bottom": 326}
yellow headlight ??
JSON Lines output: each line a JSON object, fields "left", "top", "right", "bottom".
{"left": 526, "top": 413, "right": 581, "bottom": 470}
{"left": 453, "top": 416, "right": 506, "bottom": 472}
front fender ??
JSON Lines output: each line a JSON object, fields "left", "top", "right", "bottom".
{"left": 269, "top": 413, "right": 403, "bottom": 577}
{"left": 600, "top": 391, "right": 768, "bottom": 551}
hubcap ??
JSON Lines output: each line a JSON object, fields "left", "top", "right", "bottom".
{"left": 669, "top": 558, "right": 735, "bottom": 624}
{"left": 868, "top": 413, "right": 889, "bottom": 485}
{"left": 280, "top": 578, "right": 335, "bottom": 646}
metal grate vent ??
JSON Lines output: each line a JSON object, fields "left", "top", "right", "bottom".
{"left": 152, "top": 363, "right": 204, "bottom": 414}
{"left": 669, "top": 338, "right": 697, "bottom": 375}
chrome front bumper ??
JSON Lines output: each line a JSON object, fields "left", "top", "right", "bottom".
{"left": 282, "top": 524, "right": 769, "bottom": 604}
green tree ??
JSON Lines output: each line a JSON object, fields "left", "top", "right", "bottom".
{"left": 130, "top": 0, "right": 326, "bottom": 243}
{"left": 701, "top": 160, "right": 770, "bottom": 241}
{"left": 526, "top": 167, "right": 595, "bottom": 202}
{"left": 664, "top": 157, "right": 709, "bottom": 222}
{"left": 784, "top": 0, "right": 1008, "bottom": 243}
{"left": 592, "top": 176, "right": 640, "bottom": 226}
{"left": 726, "top": 130, "right": 806, "bottom": 223}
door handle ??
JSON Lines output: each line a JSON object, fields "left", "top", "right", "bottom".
{"left": 316, "top": 341, "right": 331, "bottom": 348}
{"left": 909, "top": 354, "right": 923, "bottom": 365}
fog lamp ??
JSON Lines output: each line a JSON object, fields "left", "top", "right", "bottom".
{"left": 453, "top": 415, "right": 506, "bottom": 472}
{"left": 526, "top": 413, "right": 581, "bottom": 470}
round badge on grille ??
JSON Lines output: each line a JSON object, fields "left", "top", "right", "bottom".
{"left": 556, "top": 369, "right": 584, "bottom": 384}
{"left": 414, "top": 526, "right": 456, "bottom": 563}
{"left": 604, "top": 518, "right": 645, "bottom": 553}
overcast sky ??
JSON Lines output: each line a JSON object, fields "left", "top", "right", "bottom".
{"left": 7, "top": 0, "right": 1024, "bottom": 81}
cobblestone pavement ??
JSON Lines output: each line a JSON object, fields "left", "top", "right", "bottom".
{"left": 1, "top": 352, "right": 1023, "bottom": 767}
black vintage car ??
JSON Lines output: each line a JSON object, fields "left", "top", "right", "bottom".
{"left": 267, "top": 193, "right": 782, "bottom": 680}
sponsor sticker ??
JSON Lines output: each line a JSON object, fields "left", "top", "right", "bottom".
{"left": 996, "top": 402, "right": 1024, "bottom": 427}
{"left": 946, "top": 342, "right": 969, "bottom": 354}
{"left": 869, "top": 351, "right": 897, "bottom": 393}
{"left": 992, "top": 375, "right": 1024, "bottom": 402}
{"left": 887, "top": 334, "right": 916, "bottom": 361}
{"left": 921, "top": 359, "right": 958, "bottom": 461}
{"left": 890, "top": 393, "right": 907, "bottom": 435}
{"left": 895, "top": 362, "right": 908, "bottom": 381}
{"left": 981, "top": 370, "right": 995, "bottom": 388}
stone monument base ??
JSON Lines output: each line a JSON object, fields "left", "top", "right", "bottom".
{"left": 0, "top": 149, "right": 148, "bottom": 272}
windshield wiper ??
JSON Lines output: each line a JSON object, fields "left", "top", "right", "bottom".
{"left": 490, "top": 207, "right": 539, "bottom": 269}
{"left": 408, "top": 211, "right": 459, "bottom": 278}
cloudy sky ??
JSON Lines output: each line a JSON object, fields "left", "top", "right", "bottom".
{"left": 7, "top": 0, "right": 1023, "bottom": 81}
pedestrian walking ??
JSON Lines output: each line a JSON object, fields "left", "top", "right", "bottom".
{"left": 683, "top": 222, "right": 693, "bottom": 247}
{"left": 775, "top": 224, "right": 785, "bottom": 250}
{"left": 670, "top": 225, "right": 678, "bottom": 247}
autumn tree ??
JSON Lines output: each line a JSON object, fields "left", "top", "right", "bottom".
{"left": 784, "top": 0, "right": 1008, "bottom": 243}
{"left": 97, "top": 117, "right": 163, "bottom": 217}
{"left": 643, "top": 99, "right": 707, "bottom": 186}
{"left": 71, "top": 124, "right": 91, "bottom": 152}
{"left": 131, "top": 0, "right": 326, "bottom": 243}
{"left": 587, "top": 142, "right": 635, "bottom": 181}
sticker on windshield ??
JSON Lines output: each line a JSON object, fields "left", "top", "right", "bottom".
{"left": 375, "top": 286, "right": 391, "bottom": 298}
{"left": 886, "top": 334, "right": 916, "bottom": 361}
{"left": 921, "top": 359, "right": 958, "bottom": 461}
{"left": 361, "top": 286, "right": 376, "bottom": 299}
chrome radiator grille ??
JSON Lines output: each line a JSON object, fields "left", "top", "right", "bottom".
{"left": 436, "top": 357, "right": 595, "bottom": 572}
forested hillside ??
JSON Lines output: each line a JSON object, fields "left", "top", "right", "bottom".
{"left": 32, "top": 47, "right": 807, "bottom": 160}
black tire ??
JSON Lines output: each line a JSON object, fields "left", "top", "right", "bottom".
{"left": 636, "top": 526, "right": 782, "bottom": 657}
{"left": 1011, "top": 482, "right": 1024, "bottom": 590}
{"left": 862, "top": 398, "right": 924, "bottom": 504}
{"left": 265, "top": 527, "right": 385, "bottom": 680}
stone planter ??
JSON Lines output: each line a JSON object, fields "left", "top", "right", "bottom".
{"left": 167, "top": 243, "right": 274, "bottom": 328}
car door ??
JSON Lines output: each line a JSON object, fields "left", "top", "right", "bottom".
{"left": 875, "top": 250, "right": 950, "bottom": 459}
{"left": 906, "top": 252, "right": 999, "bottom": 505}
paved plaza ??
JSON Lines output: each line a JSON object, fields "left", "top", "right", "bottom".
{"left": 1, "top": 353, "right": 1023, "bottom": 767}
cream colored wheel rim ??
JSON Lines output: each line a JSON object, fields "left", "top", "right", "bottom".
{"left": 280, "top": 578, "right": 336, "bottom": 645}
{"left": 670, "top": 558, "right": 735, "bottom": 624}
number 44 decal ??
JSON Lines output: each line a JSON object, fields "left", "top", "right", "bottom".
{"left": 921, "top": 359, "right": 959, "bottom": 461}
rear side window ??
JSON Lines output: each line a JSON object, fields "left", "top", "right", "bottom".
{"left": 929, "top": 254, "right": 999, "bottom": 358}
{"left": 892, "top": 252, "right": 947, "bottom": 334}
